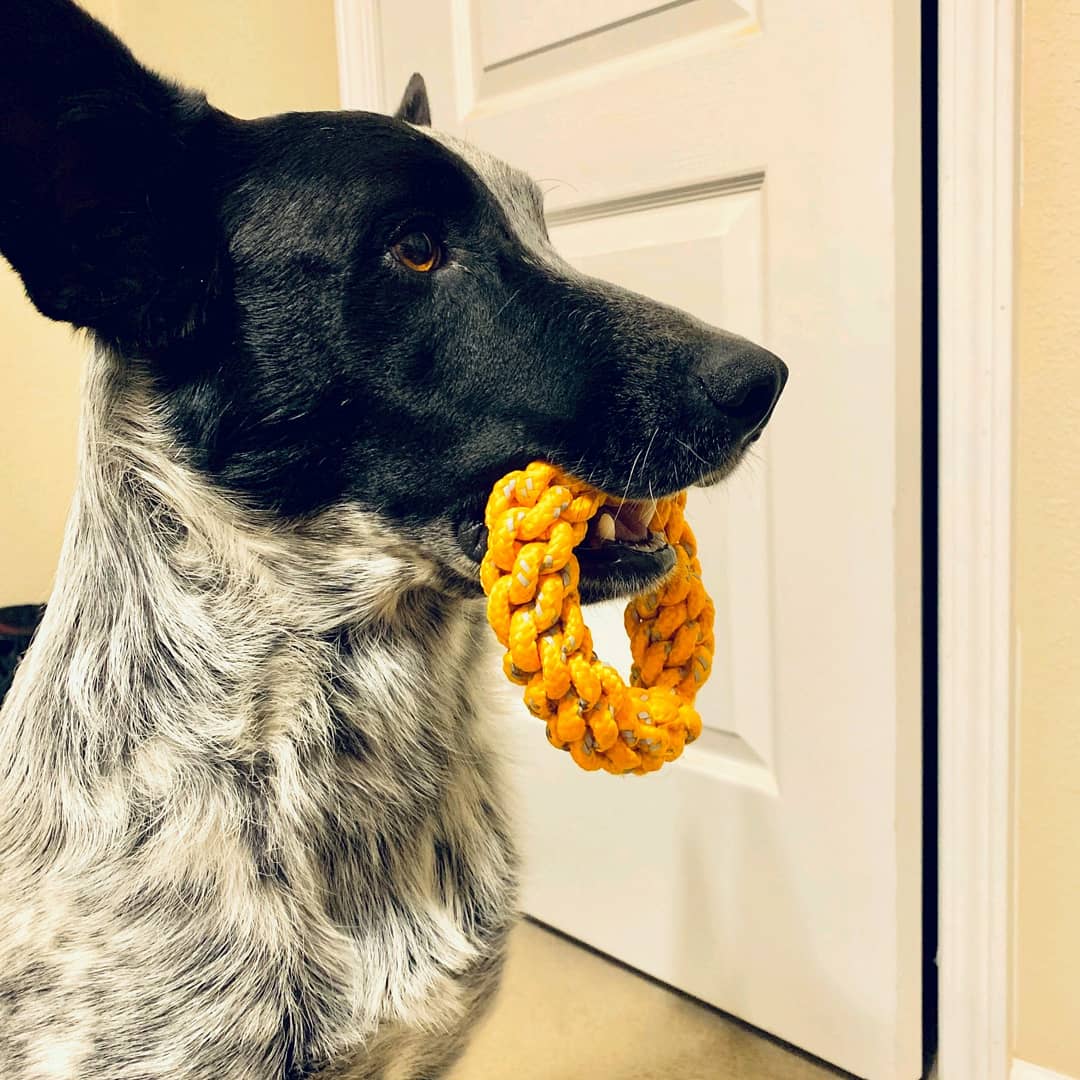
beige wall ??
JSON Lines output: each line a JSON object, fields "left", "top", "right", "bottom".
{"left": 1013, "top": 0, "right": 1080, "bottom": 1076}
{"left": 0, "top": 0, "right": 339, "bottom": 606}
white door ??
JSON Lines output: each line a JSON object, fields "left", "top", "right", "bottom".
{"left": 371, "top": 4, "right": 923, "bottom": 1077}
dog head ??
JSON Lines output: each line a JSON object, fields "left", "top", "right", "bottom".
{"left": 1, "top": 0, "right": 786, "bottom": 604}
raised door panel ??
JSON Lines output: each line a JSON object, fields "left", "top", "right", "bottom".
{"left": 456, "top": 0, "right": 758, "bottom": 112}
{"left": 546, "top": 179, "right": 777, "bottom": 792}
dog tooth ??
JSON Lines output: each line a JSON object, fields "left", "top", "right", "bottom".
{"left": 596, "top": 512, "right": 616, "bottom": 541}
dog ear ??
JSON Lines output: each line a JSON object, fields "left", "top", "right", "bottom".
{"left": 0, "top": 0, "right": 220, "bottom": 349}
{"left": 393, "top": 73, "right": 432, "bottom": 127}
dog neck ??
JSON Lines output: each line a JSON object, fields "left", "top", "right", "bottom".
{"left": 0, "top": 354, "right": 518, "bottom": 1066}
{"left": 2, "top": 346, "right": 496, "bottom": 839}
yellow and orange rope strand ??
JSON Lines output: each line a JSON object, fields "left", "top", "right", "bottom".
{"left": 481, "top": 461, "right": 714, "bottom": 775}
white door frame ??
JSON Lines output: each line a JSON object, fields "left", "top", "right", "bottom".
{"left": 937, "top": 0, "right": 1017, "bottom": 1077}
{"left": 334, "top": 0, "right": 383, "bottom": 112}
{"left": 333, "top": 3, "right": 1020, "bottom": 1076}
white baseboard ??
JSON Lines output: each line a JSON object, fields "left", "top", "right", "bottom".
{"left": 1012, "top": 1059, "right": 1079, "bottom": 1080}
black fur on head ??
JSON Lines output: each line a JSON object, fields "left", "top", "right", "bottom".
{"left": 0, "top": 0, "right": 787, "bottom": 603}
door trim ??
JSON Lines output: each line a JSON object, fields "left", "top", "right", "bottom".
{"left": 334, "top": 0, "right": 383, "bottom": 111}
{"left": 937, "top": 0, "right": 1017, "bottom": 1077}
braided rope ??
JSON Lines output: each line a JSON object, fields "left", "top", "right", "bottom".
{"left": 481, "top": 462, "right": 714, "bottom": 775}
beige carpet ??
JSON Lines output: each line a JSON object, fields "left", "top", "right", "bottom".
{"left": 449, "top": 920, "right": 850, "bottom": 1080}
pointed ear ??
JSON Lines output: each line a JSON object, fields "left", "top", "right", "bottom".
{"left": 0, "top": 0, "right": 220, "bottom": 349}
{"left": 393, "top": 73, "right": 432, "bottom": 127}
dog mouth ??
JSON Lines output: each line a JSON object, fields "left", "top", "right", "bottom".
{"left": 457, "top": 491, "right": 676, "bottom": 603}
{"left": 573, "top": 497, "right": 676, "bottom": 599}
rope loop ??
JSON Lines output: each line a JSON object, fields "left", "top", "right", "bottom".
{"left": 482, "top": 462, "right": 714, "bottom": 775}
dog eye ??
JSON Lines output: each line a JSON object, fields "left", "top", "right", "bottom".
{"left": 391, "top": 230, "right": 443, "bottom": 273}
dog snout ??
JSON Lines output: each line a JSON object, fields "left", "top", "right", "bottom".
{"left": 696, "top": 340, "right": 788, "bottom": 440}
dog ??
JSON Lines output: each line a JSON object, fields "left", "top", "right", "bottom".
{"left": 0, "top": 2, "right": 787, "bottom": 1077}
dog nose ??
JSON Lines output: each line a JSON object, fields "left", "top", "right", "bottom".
{"left": 697, "top": 341, "right": 788, "bottom": 439}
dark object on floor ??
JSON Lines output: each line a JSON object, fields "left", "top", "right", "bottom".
{"left": 0, "top": 605, "right": 45, "bottom": 704}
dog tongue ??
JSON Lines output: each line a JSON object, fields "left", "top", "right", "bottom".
{"left": 611, "top": 499, "right": 654, "bottom": 543}
{"left": 614, "top": 517, "right": 645, "bottom": 543}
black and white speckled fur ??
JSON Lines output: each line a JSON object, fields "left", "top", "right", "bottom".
{"left": 0, "top": 350, "right": 516, "bottom": 1079}
{"left": 0, "top": 3, "right": 786, "bottom": 1077}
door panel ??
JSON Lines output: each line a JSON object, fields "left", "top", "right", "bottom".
{"left": 377, "top": 4, "right": 923, "bottom": 1077}
{"left": 462, "top": 0, "right": 756, "bottom": 106}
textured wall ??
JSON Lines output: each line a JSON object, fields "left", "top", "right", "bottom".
{"left": 0, "top": 0, "right": 340, "bottom": 605}
{"left": 1013, "top": 1, "right": 1080, "bottom": 1075}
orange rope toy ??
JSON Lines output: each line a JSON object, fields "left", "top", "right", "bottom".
{"left": 481, "top": 461, "right": 714, "bottom": 775}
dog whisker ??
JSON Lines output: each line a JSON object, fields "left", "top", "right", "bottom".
{"left": 675, "top": 437, "right": 712, "bottom": 469}
{"left": 613, "top": 447, "right": 644, "bottom": 526}
{"left": 537, "top": 177, "right": 578, "bottom": 196}
{"left": 492, "top": 289, "right": 521, "bottom": 321}
{"left": 641, "top": 425, "right": 660, "bottom": 478}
